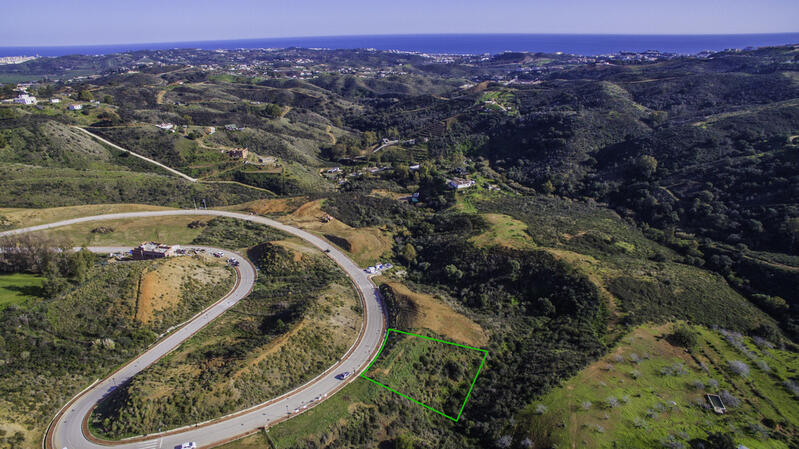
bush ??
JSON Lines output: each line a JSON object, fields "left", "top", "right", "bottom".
{"left": 668, "top": 324, "right": 698, "bottom": 349}
{"left": 719, "top": 390, "right": 741, "bottom": 408}
{"left": 728, "top": 360, "right": 750, "bottom": 378}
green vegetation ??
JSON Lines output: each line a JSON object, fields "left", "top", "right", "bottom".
{"left": 511, "top": 324, "right": 799, "bottom": 448}
{"left": 191, "top": 216, "right": 289, "bottom": 248}
{"left": 0, "top": 163, "right": 268, "bottom": 208}
{"left": 0, "top": 273, "right": 44, "bottom": 308}
{"left": 0, "top": 256, "right": 234, "bottom": 448}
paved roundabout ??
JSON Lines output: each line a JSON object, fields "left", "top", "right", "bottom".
{"left": 0, "top": 210, "right": 387, "bottom": 449}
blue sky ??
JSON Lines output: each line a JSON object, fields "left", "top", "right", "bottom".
{"left": 1, "top": 0, "right": 797, "bottom": 46}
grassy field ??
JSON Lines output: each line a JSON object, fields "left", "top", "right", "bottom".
{"left": 32, "top": 215, "right": 213, "bottom": 246}
{"left": 469, "top": 213, "right": 535, "bottom": 250}
{"left": 512, "top": 323, "right": 799, "bottom": 449}
{"left": 0, "top": 273, "right": 45, "bottom": 308}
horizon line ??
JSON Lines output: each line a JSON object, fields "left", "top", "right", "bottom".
{"left": 3, "top": 31, "right": 799, "bottom": 49}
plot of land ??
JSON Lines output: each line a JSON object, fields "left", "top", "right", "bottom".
{"left": 362, "top": 329, "right": 487, "bottom": 420}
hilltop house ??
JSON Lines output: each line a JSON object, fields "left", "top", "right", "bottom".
{"left": 14, "top": 95, "right": 37, "bottom": 105}
{"left": 226, "top": 148, "right": 249, "bottom": 159}
{"left": 49, "top": 98, "right": 60, "bottom": 104}
{"left": 68, "top": 104, "right": 82, "bottom": 111}
{"left": 156, "top": 123, "right": 174, "bottom": 130}
{"left": 448, "top": 178, "right": 476, "bottom": 190}
{"left": 132, "top": 242, "right": 180, "bottom": 260}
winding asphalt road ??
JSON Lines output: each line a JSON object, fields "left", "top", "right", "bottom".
{"left": 0, "top": 210, "right": 386, "bottom": 449}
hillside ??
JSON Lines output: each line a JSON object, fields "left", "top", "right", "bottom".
{"left": 0, "top": 43, "right": 797, "bottom": 449}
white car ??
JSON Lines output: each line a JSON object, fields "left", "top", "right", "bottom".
{"left": 180, "top": 443, "right": 197, "bottom": 449}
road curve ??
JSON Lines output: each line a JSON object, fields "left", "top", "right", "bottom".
{"left": 0, "top": 210, "right": 386, "bottom": 449}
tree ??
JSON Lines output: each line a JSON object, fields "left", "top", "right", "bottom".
{"left": 400, "top": 243, "right": 417, "bottom": 265}
{"left": 78, "top": 90, "right": 94, "bottom": 101}
{"left": 259, "top": 103, "right": 282, "bottom": 119}
{"left": 37, "top": 84, "right": 54, "bottom": 98}
{"left": 97, "top": 110, "right": 121, "bottom": 125}
{"left": 689, "top": 432, "right": 736, "bottom": 449}
{"left": 362, "top": 130, "right": 378, "bottom": 147}
{"left": 0, "top": 83, "right": 16, "bottom": 100}
{"left": 668, "top": 324, "right": 698, "bottom": 349}
{"left": 541, "top": 180, "right": 555, "bottom": 194}
{"left": 394, "top": 434, "right": 414, "bottom": 449}
{"left": 103, "top": 94, "right": 114, "bottom": 104}
{"left": 635, "top": 154, "right": 658, "bottom": 178}
{"left": 445, "top": 264, "right": 463, "bottom": 281}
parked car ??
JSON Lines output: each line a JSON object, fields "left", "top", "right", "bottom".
{"left": 179, "top": 443, "right": 197, "bottom": 449}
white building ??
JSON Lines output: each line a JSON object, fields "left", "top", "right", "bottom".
{"left": 448, "top": 178, "right": 476, "bottom": 190}
{"left": 49, "top": 98, "right": 61, "bottom": 104}
{"left": 68, "top": 104, "right": 82, "bottom": 111}
{"left": 156, "top": 123, "right": 174, "bottom": 130}
{"left": 13, "top": 95, "right": 37, "bottom": 105}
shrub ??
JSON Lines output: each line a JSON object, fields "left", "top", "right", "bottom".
{"left": 719, "top": 390, "right": 741, "bottom": 408}
{"left": 690, "top": 380, "right": 705, "bottom": 391}
{"left": 728, "top": 360, "right": 750, "bottom": 378}
{"left": 668, "top": 324, "right": 698, "bottom": 349}
{"left": 581, "top": 401, "right": 592, "bottom": 411}
{"left": 495, "top": 435, "right": 512, "bottom": 449}
{"left": 783, "top": 380, "right": 799, "bottom": 397}
{"left": 605, "top": 396, "right": 619, "bottom": 408}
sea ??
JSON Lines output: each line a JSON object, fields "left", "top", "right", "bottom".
{"left": 1, "top": 33, "right": 798, "bottom": 58}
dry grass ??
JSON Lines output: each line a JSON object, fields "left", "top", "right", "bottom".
{"left": 34, "top": 215, "right": 213, "bottom": 247}
{"left": 279, "top": 199, "right": 393, "bottom": 266}
{"left": 135, "top": 256, "right": 230, "bottom": 323}
{"left": 385, "top": 281, "right": 488, "bottom": 347}
{"left": 220, "top": 197, "right": 306, "bottom": 215}
{"left": 0, "top": 203, "right": 172, "bottom": 229}
{"left": 370, "top": 189, "right": 409, "bottom": 200}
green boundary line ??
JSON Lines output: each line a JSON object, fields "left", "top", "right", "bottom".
{"left": 360, "top": 328, "right": 488, "bottom": 421}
